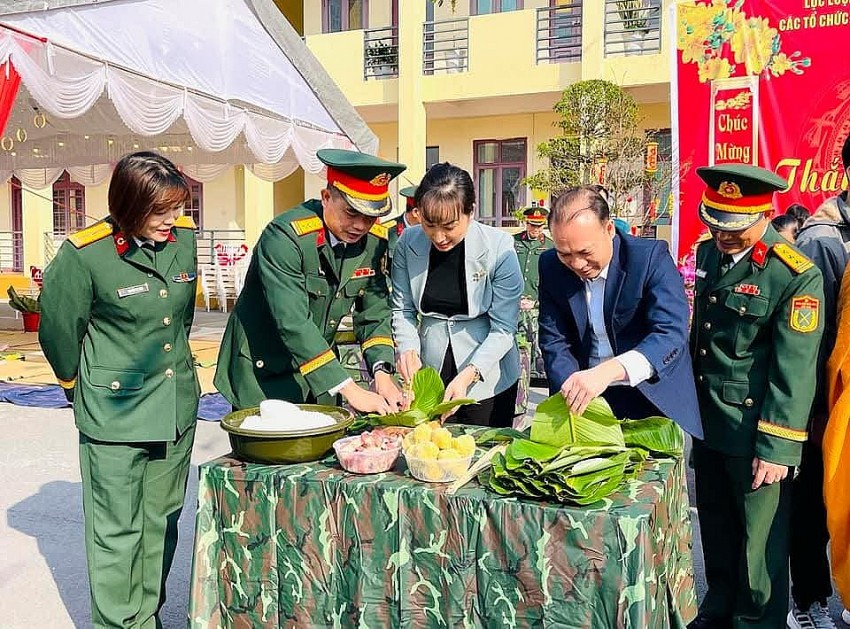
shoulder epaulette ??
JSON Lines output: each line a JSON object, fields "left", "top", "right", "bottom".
{"left": 291, "top": 215, "right": 324, "bottom": 236}
{"left": 68, "top": 221, "right": 113, "bottom": 249}
{"left": 174, "top": 215, "right": 196, "bottom": 229}
{"left": 773, "top": 242, "right": 814, "bottom": 274}
{"left": 383, "top": 220, "right": 397, "bottom": 230}
{"left": 369, "top": 222, "right": 388, "bottom": 240}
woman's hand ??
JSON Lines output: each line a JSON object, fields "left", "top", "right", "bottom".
{"left": 441, "top": 365, "right": 478, "bottom": 420}
{"left": 374, "top": 371, "right": 404, "bottom": 413}
{"left": 396, "top": 350, "right": 422, "bottom": 386}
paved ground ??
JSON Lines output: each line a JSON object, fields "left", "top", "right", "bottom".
{"left": 0, "top": 308, "right": 843, "bottom": 627}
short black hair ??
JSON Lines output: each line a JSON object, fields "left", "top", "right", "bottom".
{"left": 843, "top": 133, "right": 850, "bottom": 170}
{"left": 784, "top": 203, "right": 810, "bottom": 228}
{"left": 549, "top": 186, "right": 610, "bottom": 226}
{"left": 772, "top": 213, "right": 799, "bottom": 237}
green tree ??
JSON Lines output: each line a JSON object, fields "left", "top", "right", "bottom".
{"left": 524, "top": 79, "right": 662, "bottom": 221}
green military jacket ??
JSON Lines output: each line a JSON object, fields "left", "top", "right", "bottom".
{"left": 39, "top": 216, "right": 200, "bottom": 442}
{"left": 690, "top": 225, "right": 824, "bottom": 466}
{"left": 513, "top": 231, "right": 553, "bottom": 299}
{"left": 214, "top": 200, "right": 395, "bottom": 409}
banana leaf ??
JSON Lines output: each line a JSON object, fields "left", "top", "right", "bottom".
{"left": 475, "top": 427, "right": 529, "bottom": 445}
{"left": 530, "top": 393, "right": 624, "bottom": 448}
{"left": 429, "top": 398, "right": 476, "bottom": 417}
{"left": 621, "top": 417, "right": 684, "bottom": 457}
{"left": 507, "top": 438, "right": 562, "bottom": 463}
{"left": 410, "top": 367, "right": 445, "bottom": 412}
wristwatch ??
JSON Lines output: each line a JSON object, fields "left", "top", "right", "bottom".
{"left": 371, "top": 361, "right": 395, "bottom": 377}
{"left": 469, "top": 364, "right": 482, "bottom": 384}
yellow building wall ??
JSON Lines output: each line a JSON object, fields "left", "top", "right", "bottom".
{"left": 274, "top": 170, "right": 305, "bottom": 215}
{"left": 202, "top": 168, "right": 242, "bottom": 230}
{"left": 0, "top": 181, "right": 12, "bottom": 231}
{"left": 85, "top": 182, "right": 109, "bottom": 225}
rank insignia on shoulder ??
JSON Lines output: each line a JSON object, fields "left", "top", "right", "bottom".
{"left": 173, "top": 215, "right": 196, "bottom": 229}
{"left": 369, "top": 222, "right": 388, "bottom": 240}
{"left": 352, "top": 267, "right": 376, "bottom": 278}
{"left": 292, "top": 215, "right": 324, "bottom": 236}
{"left": 773, "top": 242, "right": 814, "bottom": 273}
{"left": 117, "top": 283, "right": 149, "bottom": 298}
{"left": 789, "top": 295, "right": 819, "bottom": 333}
{"left": 68, "top": 220, "right": 113, "bottom": 249}
{"left": 172, "top": 272, "right": 197, "bottom": 283}
{"left": 734, "top": 283, "right": 761, "bottom": 296}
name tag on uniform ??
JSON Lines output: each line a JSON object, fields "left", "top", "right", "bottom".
{"left": 117, "top": 283, "right": 149, "bottom": 298}
{"left": 172, "top": 272, "right": 197, "bottom": 283}
{"left": 734, "top": 283, "right": 761, "bottom": 296}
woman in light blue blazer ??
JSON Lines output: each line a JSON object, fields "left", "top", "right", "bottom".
{"left": 392, "top": 163, "right": 523, "bottom": 427}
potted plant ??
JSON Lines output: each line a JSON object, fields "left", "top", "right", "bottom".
{"left": 365, "top": 41, "right": 398, "bottom": 78}
{"left": 616, "top": 0, "right": 652, "bottom": 54}
{"left": 8, "top": 286, "right": 41, "bottom": 332}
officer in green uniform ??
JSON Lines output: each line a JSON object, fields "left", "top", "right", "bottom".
{"left": 386, "top": 184, "right": 420, "bottom": 263}
{"left": 514, "top": 205, "right": 552, "bottom": 381}
{"left": 38, "top": 152, "right": 200, "bottom": 628}
{"left": 513, "top": 205, "right": 553, "bottom": 301}
{"left": 688, "top": 164, "right": 825, "bottom": 629}
{"left": 215, "top": 149, "right": 405, "bottom": 414}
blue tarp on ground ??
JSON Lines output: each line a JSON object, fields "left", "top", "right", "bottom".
{"left": 0, "top": 382, "right": 228, "bottom": 421}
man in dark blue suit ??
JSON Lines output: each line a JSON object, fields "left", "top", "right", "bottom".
{"left": 538, "top": 186, "right": 702, "bottom": 438}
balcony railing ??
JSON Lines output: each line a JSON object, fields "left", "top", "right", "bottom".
{"left": 197, "top": 229, "right": 247, "bottom": 267}
{"left": 423, "top": 17, "right": 469, "bottom": 75}
{"left": 364, "top": 26, "right": 399, "bottom": 80}
{"left": 44, "top": 232, "right": 65, "bottom": 265}
{"left": 604, "top": 0, "right": 662, "bottom": 57}
{"left": 0, "top": 231, "right": 22, "bottom": 272}
{"left": 536, "top": 3, "right": 582, "bottom": 64}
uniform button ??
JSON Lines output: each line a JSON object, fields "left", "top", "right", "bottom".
{"left": 329, "top": 320, "right": 337, "bottom": 327}
{"left": 698, "top": 375, "right": 704, "bottom": 382}
{"left": 163, "top": 317, "right": 171, "bottom": 326}
{"left": 699, "top": 349, "right": 707, "bottom": 356}
{"left": 159, "top": 289, "right": 168, "bottom": 298}
{"left": 335, "top": 291, "right": 342, "bottom": 299}
{"left": 147, "top": 273, "right": 153, "bottom": 278}
{"left": 744, "top": 398, "right": 754, "bottom": 407}
{"left": 739, "top": 306, "right": 747, "bottom": 314}
{"left": 703, "top": 322, "right": 712, "bottom": 330}
{"left": 255, "top": 359, "right": 264, "bottom": 369}
{"left": 358, "top": 289, "right": 365, "bottom": 296}
{"left": 708, "top": 295, "right": 717, "bottom": 304}
{"left": 164, "top": 343, "right": 172, "bottom": 352}
{"left": 110, "top": 381, "right": 120, "bottom": 391}
{"left": 165, "top": 368, "right": 174, "bottom": 378}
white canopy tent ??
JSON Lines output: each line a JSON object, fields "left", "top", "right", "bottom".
{"left": 0, "top": 0, "right": 378, "bottom": 188}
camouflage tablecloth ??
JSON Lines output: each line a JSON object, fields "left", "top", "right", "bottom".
{"left": 189, "top": 453, "right": 697, "bottom": 628}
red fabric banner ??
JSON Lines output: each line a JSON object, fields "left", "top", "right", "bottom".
{"left": 673, "top": 0, "right": 850, "bottom": 259}
{"left": 0, "top": 60, "right": 21, "bottom": 139}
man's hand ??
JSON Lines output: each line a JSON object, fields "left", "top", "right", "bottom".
{"left": 751, "top": 457, "right": 789, "bottom": 490}
{"left": 340, "top": 381, "right": 392, "bottom": 415}
{"left": 396, "top": 350, "right": 422, "bottom": 386}
{"left": 560, "top": 360, "right": 625, "bottom": 415}
{"left": 441, "top": 365, "right": 477, "bottom": 420}
{"left": 374, "top": 371, "right": 403, "bottom": 412}
{"left": 519, "top": 297, "right": 536, "bottom": 311}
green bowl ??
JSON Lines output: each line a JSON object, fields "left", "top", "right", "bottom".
{"left": 220, "top": 404, "right": 354, "bottom": 464}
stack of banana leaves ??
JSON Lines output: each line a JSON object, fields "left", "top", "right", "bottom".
{"left": 474, "top": 393, "right": 684, "bottom": 506}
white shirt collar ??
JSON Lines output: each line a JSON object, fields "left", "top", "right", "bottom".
{"left": 327, "top": 230, "right": 342, "bottom": 248}
{"left": 133, "top": 236, "right": 155, "bottom": 248}
{"left": 730, "top": 222, "right": 769, "bottom": 263}
{"left": 586, "top": 263, "right": 610, "bottom": 284}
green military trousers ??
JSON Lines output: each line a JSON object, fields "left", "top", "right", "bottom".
{"left": 78, "top": 423, "right": 196, "bottom": 629}
{"left": 692, "top": 439, "right": 792, "bottom": 628}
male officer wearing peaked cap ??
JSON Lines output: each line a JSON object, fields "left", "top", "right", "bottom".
{"left": 386, "top": 184, "right": 420, "bottom": 263}
{"left": 215, "top": 149, "right": 406, "bottom": 415}
{"left": 688, "top": 164, "right": 825, "bottom": 629}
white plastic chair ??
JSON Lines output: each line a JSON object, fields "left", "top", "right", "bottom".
{"left": 198, "top": 264, "right": 217, "bottom": 312}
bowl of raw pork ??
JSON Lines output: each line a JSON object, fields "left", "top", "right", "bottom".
{"left": 221, "top": 399, "right": 354, "bottom": 464}
{"left": 333, "top": 429, "right": 404, "bottom": 474}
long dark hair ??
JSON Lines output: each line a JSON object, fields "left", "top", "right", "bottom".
{"left": 108, "top": 151, "right": 190, "bottom": 236}
{"left": 414, "top": 162, "right": 475, "bottom": 224}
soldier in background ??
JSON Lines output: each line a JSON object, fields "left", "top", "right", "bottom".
{"left": 387, "top": 184, "right": 420, "bottom": 261}
{"left": 514, "top": 205, "right": 553, "bottom": 381}
{"left": 214, "top": 149, "right": 405, "bottom": 415}
{"left": 39, "top": 152, "right": 200, "bottom": 628}
{"left": 688, "top": 164, "right": 824, "bottom": 629}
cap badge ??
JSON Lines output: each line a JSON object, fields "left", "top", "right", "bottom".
{"left": 370, "top": 173, "right": 391, "bottom": 187}
{"left": 718, "top": 181, "right": 743, "bottom": 199}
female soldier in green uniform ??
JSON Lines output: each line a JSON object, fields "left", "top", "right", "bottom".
{"left": 39, "top": 152, "right": 199, "bottom": 628}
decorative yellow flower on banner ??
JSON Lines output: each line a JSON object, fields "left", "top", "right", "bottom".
{"left": 676, "top": 0, "right": 811, "bottom": 83}
{"left": 699, "top": 57, "right": 732, "bottom": 82}
{"left": 730, "top": 16, "right": 777, "bottom": 75}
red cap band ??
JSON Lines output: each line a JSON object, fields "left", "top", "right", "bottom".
{"left": 702, "top": 187, "right": 773, "bottom": 213}
{"left": 327, "top": 166, "right": 390, "bottom": 202}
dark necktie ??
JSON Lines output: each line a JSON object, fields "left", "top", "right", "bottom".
{"left": 719, "top": 253, "right": 734, "bottom": 276}
{"left": 333, "top": 242, "right": 346, "bottom": 277}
